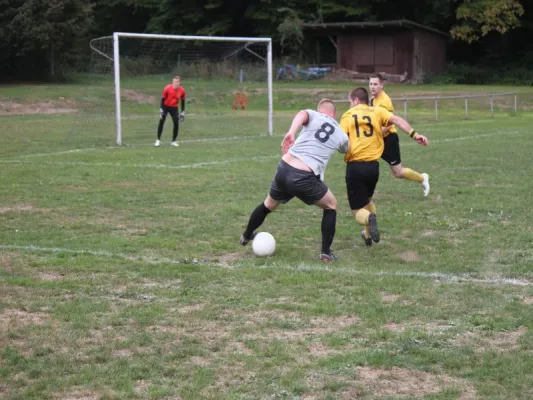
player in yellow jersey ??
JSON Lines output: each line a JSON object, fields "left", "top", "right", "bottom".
{"left": 340, "top": 87, "right": 429, "bottom": 246}
{"left": 369, "top": 74, "right": 430, "bottom": 196}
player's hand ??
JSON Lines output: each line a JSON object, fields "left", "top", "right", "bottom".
{"left": 281, "top": 132, "right": 295, "bottom": 154}
{"left": 414, "top": 133, "right": 429, "bottom": 146}
{"left": 179, "top": 111, "right": 185, "bottom": 122}
{"left": 159, "top": 108, "right": 164, "bottom": 119}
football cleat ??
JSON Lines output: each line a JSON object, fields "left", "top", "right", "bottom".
{"left": 320, "top": 251, "right": 338, "bottom": 262}
{"left": 368, "top": 213, "right": 380, "bottom": 243}
{"left": 240, "top": 231, "right": 256, "bottom": 246}
{"left": 154, "top": 139, "right": 161, "bottom": 147}
{"left": 171, "top": 141, "right": 179, "bottom": 147}
{"left": 361, "top": 229, "right": 372, "bottom": 247}
{"left": 421, "top": 173, "right": 430, "bottom": 197}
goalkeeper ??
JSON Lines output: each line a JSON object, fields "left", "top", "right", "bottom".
{"left": 155, "top": 76, "right": 186, "bottom": 147}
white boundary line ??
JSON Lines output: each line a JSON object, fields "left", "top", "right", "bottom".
{"left": 7, "top": 148, "right": 105, "bottom": 159}
{"left": 4, "top": 135, "right": 268, "bottom": 160}
{"left": 0, "top": 131, "right": 525, "bottom": 169}
{"left": 0, "top": 155, "right": 281, "bottom": 170}
{"left": 0, "top": 244, "right": 531, "bottom": 287}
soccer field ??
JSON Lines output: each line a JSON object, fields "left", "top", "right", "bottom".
{"left": 1, "top": 81, "right": 532, "bottom": 399}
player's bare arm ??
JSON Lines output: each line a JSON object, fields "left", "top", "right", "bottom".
{"left": 389, "top": 115, "right": 429, "bottom": 146}
{"left": 281, "top": 110, "right": 309, "bottom": 154}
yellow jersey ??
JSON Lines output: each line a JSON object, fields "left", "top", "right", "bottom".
{"left": 370, "top": 90, "right": 397, "bottom": 136}
{"left": 340, "top": 104, "right": 393, "bottom": 162}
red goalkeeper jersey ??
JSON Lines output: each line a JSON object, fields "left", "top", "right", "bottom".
{"left": 162, "top": 85, "right": 186, "bottom": 107}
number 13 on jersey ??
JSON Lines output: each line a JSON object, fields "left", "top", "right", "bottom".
{"left": 352, "top": 114, "right": 374, "bottom": 138}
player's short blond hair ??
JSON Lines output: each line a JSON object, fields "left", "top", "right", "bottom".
{"left": 173, "top": 76, "right": 180, "bottom": 80}
{"left": 317, "top": 98, "right": 336, "bottom": 112}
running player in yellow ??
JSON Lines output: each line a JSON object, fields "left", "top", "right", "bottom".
{"left": 369, "top": 74, "right": 430, "bottom": 196}
{"left": 340, "top": 87, "right": 429, "bottom": 246}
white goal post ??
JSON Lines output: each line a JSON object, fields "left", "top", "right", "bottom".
{"left": 107, "top": 32, "right": 273, "bottom": 145}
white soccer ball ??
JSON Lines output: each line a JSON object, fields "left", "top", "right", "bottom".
{"left": 252, "top": 232, "right": 276, "bottom": 257}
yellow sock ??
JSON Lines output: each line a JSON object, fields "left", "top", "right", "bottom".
{"left": 364, "top": 203, "right": 376, "bottom": 237}
{"left": 403, "top": 168, "right": 423, "bottom": 183}
{"left": 365, "top": 202, "right": 376, "bottom": 214}
{"left": 355, "top": 208, "right": 370, "bottom": 226}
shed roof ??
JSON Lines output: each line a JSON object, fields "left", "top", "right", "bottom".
{"left": 302, "top": 20, "right": 449, "bottom": 38}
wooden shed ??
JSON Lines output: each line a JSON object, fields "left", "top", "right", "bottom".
{"left": 302, "top": 20, "right": 449, "bottom": 81}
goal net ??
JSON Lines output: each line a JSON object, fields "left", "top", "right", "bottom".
{"left": 85, "top": 33, "right": 273, "bottom": 146}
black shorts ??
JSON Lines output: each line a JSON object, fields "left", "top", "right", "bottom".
{"left": 382, "top": 134, "right": 401, "bottom": 166}
{"left": 161, "top": 106, "right": 179, "bottom": 122}
{"left": 345, "top": 161, "right": 379, "bottom": 210}
{"left": 269, "top": 160, "right": 328, "bottom": 205}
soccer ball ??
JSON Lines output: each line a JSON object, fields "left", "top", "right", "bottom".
{"left": 252, "top": 232, "right": 276, "bottom": 257}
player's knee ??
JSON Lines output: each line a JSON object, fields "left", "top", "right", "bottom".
{"left": 321, "top": 193, "right": 337, "bottom": 210}
{"left": 264, "top": 196, "right": 279, "bottom": 211}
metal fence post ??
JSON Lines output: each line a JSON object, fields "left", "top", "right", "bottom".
{"left": 435, "top": 99, "right": 438, "bottom": 121}
{"left": 490, "top": 96, "right": 494, "bottom": 118}
{"left": 514, "top": 94, "right": 518, "bottom": 115}
{"left": 465, "top": 97, "right": 469, "bottom": 120}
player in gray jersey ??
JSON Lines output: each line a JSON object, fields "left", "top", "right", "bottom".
{"left": 240, "top": 99, "right": 349, "bottom": 262}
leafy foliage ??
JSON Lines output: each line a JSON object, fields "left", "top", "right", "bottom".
{"left": 0, "top": 0, "right": 531, "bottom": 81}
{"left": 451, "top": 0, "right": 525, "bottom": 42}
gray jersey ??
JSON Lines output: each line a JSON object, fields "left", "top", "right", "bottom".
{"left": 289, "top": 109, "right": 349, "bottom": 181}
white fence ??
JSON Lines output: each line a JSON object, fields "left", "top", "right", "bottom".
{"left": 335, "top": 92, "right": 518, "bottom": 121}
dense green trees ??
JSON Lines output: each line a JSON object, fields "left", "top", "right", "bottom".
{"left": 0, "top": 0, "right": 531, "bottom": 81}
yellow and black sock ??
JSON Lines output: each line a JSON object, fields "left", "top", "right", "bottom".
{"left": 403, "top": 168, "right": 423, "bottom": 183}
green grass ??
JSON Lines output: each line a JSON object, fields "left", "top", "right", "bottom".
{"left": 1, "top": 78, "right": 533, "bottom": 399}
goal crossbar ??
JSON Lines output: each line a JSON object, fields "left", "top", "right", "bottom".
{"left": 111, "top": 32, "right": 273, "bottom": 145}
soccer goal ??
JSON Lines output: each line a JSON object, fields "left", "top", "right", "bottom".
{"left": 89, "top": 32, "right": 273, "bottom": 145}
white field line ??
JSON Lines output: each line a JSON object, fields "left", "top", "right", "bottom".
{"left": 402, "top": 130, "right": 523, "bottom": 146}
{"left": 1, "top": 130, "right": 526, "bottom": 170}
{"left": 0, "top": 155, "right": 281, "bottom": 169}
{"left": 4, "top": 135, "right": 268, "bottom": 160}
{"left": 7, "top": 148, "right": 105, "bottom": 159}
{"left": 0, "top": 244, "right": 531, "bottom": 287}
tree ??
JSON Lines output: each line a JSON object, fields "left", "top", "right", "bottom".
{"left": 6, "top": 0, "right": 94, "bottom": 78}
{"left": 451, "top": 0, "right": 524, "bottom": 42}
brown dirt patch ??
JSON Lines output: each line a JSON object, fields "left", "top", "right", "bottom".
{"left": 121, "top": 89, "right": 156, "bottom": 104}
{"left": 398, "top": 251, "right": 421, "bottom": 262}
{"left": 204, "top": 361, "right": 256, "bottom": 395}
{"left": 52, "top": 388, "right": 103, "bottom": 399}
{"left": 384, "top": 320, "right": 456, "bottom": 334}
{"left": 0, "top": 204, "right": 50, "bottom": 214}
{"left": 226, "top": 340, "right": 253, "bottom": 355}
{"left": 355, "top": 367, "right": 476, "bottom": 398}
{"left": 0, "top": 308, "right": 50, "bottom": 330}
{"left": 215, "top": 252, "right": 243, "bottom": 265}
{"left": 379, "top": 291, "right": 400, "bottom": 302}
{"left": 38, "top": 272, "right": 65, "bottom": 281}
{"left": 451, "top": 327, "right": 526, "bottom": 352}
{"left": 0, "top": 101, "right": 76, "bottom": 115}
{"left": 385, "top": 322, "right": 406, "bottom": 333}
{"left": 244, "top": 313, "right": 360, "bottom": 341}
{"left": 176, "top": 303, "right": 204, "bottom": 314}
{"left": 0, "top": 253, "right": 16, "bottom": 273}
{"left": 308, "top": 342, "right": 342, "bottom": 357}
{"left": 112, "top": 349, "right": 133, "bottom": 358}
{"left": 521, "top": 296, "right": 533, "bottom": 305}
{"left": 189, "top": 356, "right": 211, "bottom": 367}
{"left": 421, "top": 230, "right": 439, "bottom": 237}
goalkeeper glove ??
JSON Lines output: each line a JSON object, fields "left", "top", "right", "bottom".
{"left": 180, "top": 111, "right": 185, "bottom": 122}
{"left": 159, "top": 108, "right": 164, "bottom": 118}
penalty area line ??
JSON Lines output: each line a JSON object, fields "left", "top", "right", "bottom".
{"left": 7, "top": 148, "right": 108, "bottom": 160}
{"left": 1, "top": 244, "right": 531, "bottom": 287}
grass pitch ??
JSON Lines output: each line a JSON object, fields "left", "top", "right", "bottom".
{"left": 0, "top": 79, "right": 532, "bottom": 399}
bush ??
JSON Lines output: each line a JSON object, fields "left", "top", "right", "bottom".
{"left": 424, "top": 62, "right": 533, "bottom": 85}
